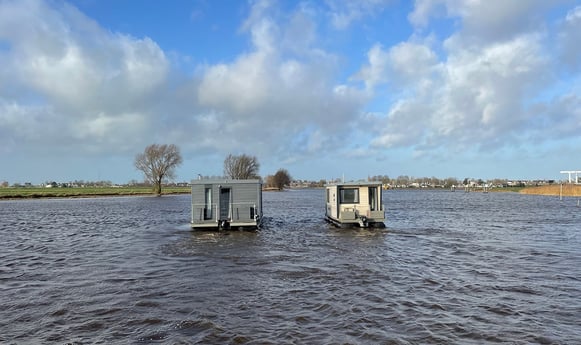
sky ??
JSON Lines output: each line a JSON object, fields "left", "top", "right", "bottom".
{"left": 1, "top": 0, "right": 580, "bottom": 185}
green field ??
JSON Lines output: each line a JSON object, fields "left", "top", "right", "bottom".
{"left": 0, "top": 186, "right": 191, "bottom": 199}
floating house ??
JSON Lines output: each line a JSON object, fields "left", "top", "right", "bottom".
{"left": 325, "top": 182, "right": 385, "bottom": 228}
{"left": 191, "top": 179, "right": 263, "bottom": 230}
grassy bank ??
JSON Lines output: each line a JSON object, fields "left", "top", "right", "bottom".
{"left": 0, "top": 186, "right": 191, "bottom": 200}
{"left": 4, "top": 184, "right": 580, "bottom": 199}
{"left": 519, "top": 184, "right": 581, "bottom": 197}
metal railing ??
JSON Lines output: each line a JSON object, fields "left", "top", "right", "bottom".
{"left": 191, "top": 202, "right": 259, "bottom": 223}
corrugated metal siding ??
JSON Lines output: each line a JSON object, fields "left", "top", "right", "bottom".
{"left": 230, "top": 183, "right": 260, "bottom": 221}
{"left": 191, "top": 185, "right": 207, "bottom": 205}
{"left": 231, "top": 183, "right": 259, "bottom": 202}
{"left": 191, "top": 181, "right": 262, "bottom": 225}
{"left": 191, "top": 183, "right": 261, "bottom": 204}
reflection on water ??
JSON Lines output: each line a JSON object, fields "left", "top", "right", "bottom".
{"left": 1, "top": 190, "right": 580, "bottom": 344}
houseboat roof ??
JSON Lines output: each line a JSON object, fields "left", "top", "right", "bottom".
{"left": 191, "top": 179, "right": 261, "bottom": 185}
{"left": 325, "top": 181, "right": 382, "bottom": 187}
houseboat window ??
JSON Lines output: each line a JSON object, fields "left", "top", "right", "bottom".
{"left": 340, "top": 188, "right": 359, "bottom": 203}
{"left": 326, "top": 189, "right": 330, "bottom": 203}
{"left": 204, "top": 187, "right": 212, "bottom": 220}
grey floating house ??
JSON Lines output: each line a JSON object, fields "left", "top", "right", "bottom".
{"left": 325, "top": 181, "right": 385, "bottom": 228}
{"left": 191, "top": 179, "right": 263, "bottom": 230}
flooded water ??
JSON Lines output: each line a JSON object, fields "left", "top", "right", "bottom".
{"left": 1, "top": 189, "right": 580, "bottom": 344}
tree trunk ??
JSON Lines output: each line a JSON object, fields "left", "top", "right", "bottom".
{"left": 155, "top": 177, "right": 162, "bottom": 195}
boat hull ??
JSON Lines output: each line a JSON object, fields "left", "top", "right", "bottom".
{"left": 325, "top": 215, "right": 385, "bottom": 229}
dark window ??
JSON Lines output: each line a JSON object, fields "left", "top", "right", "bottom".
{"left": 204, "top": 187, "right": 213, "bottom": 220}
{"left": 340, "top": 188, "right": 359, "bottom": 203}
{"left": 369, "top": 187, "right": 377, "bottom": 211}
{"left": 219, "top": 188, "right": 231, "bottom": 220}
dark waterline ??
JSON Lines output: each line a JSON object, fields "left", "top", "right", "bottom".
{"left": 1, "top": 190, "right": 580, "bottom": 344}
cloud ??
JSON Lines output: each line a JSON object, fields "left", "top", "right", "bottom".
{"left": 531, "top": 91, "right": 581, "bottom": 141}
{"left": 558, "top": 6, "right": 581, "bottom": 71}
{"left": 193, "top": 0, "right": 368, "bottom": 160}
{"left": 325, "top": 0, "right": 392, "bottom": 29}
{"left": 0, "top": 0, "right": 168, "bottom": 153}
{"left": 1, "top": 0, "right": 579, "bottom": 183}
{"left": 363, "top": 3, "right": 570, "bottom": 157}
{"left": 0, "top": 0, "right": 372, "bottom": 166}
{"left": 355, "top": 41, "right": 439, "bottom": 92}
{"left": 409, "top": 0, "right": 551, "bottom": 42}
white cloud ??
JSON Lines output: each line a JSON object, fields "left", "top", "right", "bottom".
{"left": 355, "top": 41, "right": 439, "bottom": 92}
{"left": 1, "top": 0, "right": 579, "bottom": 183}
{"left": 559, "top": 6, "right": 581, "bottom": 71}
{"left": 325, "top": 0, "right": 392, "bottom": 29}
{"left": 365, "top": 15, "right": 555, "bottom": 155}
{"left": 194, "top": 0, "right": 368, "bottom": 160}
{"left": 410, "top": 0, "right": 554, "bottom": 44}
{"left": 198, "top": 52, "right": 272, "bottom": 114}
{"left": 1, "top": 0, "right": 371, "bottom": 165}
{"left": 351, "top": 2, "right": 581, "bottom": 173}
{"left": 0, "top": 0, "right": 169, "bottom": 153}
{"left": 408, "top": 0, "right": 441, "bottom": 28}
{"left": 531, "top": 91, "right": 581, "bottom": 141}
{"left": 0, "top": 102, "right": 58, "bottom": 151}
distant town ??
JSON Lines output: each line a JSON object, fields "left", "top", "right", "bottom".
{"left": 0, "top": 176, "right": 564, "bottom": 190}
{"left": 289, "top": 176, "right": 560, "bottom": 189}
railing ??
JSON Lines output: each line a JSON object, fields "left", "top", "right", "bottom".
{"left": 191, "top": 202, "right": 259, "bottom": 223}
{"left": 340, "top": 204, "right": 384, "bottom": 213}
{"left": 340, "top": 204, "right": 385, "bottom": 220}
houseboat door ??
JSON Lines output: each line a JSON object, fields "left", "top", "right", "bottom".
{"left": 219, "top": 188, "right": 231, "bottom": 220}
{"left": 369, "top": 186, "right": 378, "bottom": 211}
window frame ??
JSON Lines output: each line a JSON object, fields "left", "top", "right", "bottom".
{"left": 339, "top": 188, "right": 359, "bottom": 204}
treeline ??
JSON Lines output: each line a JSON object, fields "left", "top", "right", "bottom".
{"left": 368, "top": 175, "right": 461, "bottom": 188}
{"left": 5, "top": 143, "right": 559, "bottom": 194}
{"left": 3, "top": 180, "right": 117, "bottom": 188}
{"left": 367, "top": 175, "right": 556, "bottom": 188}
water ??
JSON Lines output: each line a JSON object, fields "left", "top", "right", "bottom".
{"left": 1, "top": 190, "right": 580, "bottom": 344}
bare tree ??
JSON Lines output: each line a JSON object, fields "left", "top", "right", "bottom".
{"left": 223, "top": 154, "right": 260, "bottom": 179}
{"left": 264, "top": 175, "right": 275, "bottom": 188}
{"left": 135, "top": 144, "right": 183, "bottom": 195}
{"left": 272, "top": 169, "right": 291, "bottom": 190}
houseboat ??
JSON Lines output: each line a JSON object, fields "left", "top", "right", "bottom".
{"left": 325, "top": 181, "right": 385, "bottom": 228}
{"left": 191, "top": 179, "right": 263, "bottom": 230}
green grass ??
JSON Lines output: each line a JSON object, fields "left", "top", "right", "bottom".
{"left": 0, "top": 186, "right": 191, "bottom": 199}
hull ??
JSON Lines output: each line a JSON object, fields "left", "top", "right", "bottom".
{"left": 324, "top": 181, "right": 386, "bottom": 229}
{"left": 191, "top": 218, "right": 262, "bottom": 231}
{"left": 324, "top": 214, "right": 385, "bottom": 229}
{"left": 191, "top": 179, "right": 263, "bottom": 231}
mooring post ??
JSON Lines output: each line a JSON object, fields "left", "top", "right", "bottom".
{"left": 560, "top": 184, "right": 563, "bottom": 201}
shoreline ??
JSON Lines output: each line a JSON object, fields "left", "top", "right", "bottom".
{"left": 0, "top": 187, "right": 190, "bottom": 200}
{"left": 2, "top": 184, "right": 580, "bottom": 200}
{"left": 518, "top": 184, "right": 581, "bottom": 197}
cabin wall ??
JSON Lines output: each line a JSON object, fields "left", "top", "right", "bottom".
{"left": 229, "top": 183, "right": 262, "bottom": 222}
{"left": 325, "top": 184, "right": 385, "bottom": 223}
{"left": 325, "top": 186, "right": 338, "bottom": 219}
{"left": 191, "top": 181, "right": 262, "bottom": 226}
{"left": 338, "top": 187, "right": 371, "bottom": 218}
{"left": 191, "top": 184, "right": 217, "bottom": 224}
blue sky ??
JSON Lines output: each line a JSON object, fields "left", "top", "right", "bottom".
{"left": 1, "top": 0, "right": 580, "bottom": 184}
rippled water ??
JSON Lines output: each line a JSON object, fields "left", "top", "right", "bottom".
{"left": 1, "top": 190, "right": 580, "bottom": 344}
